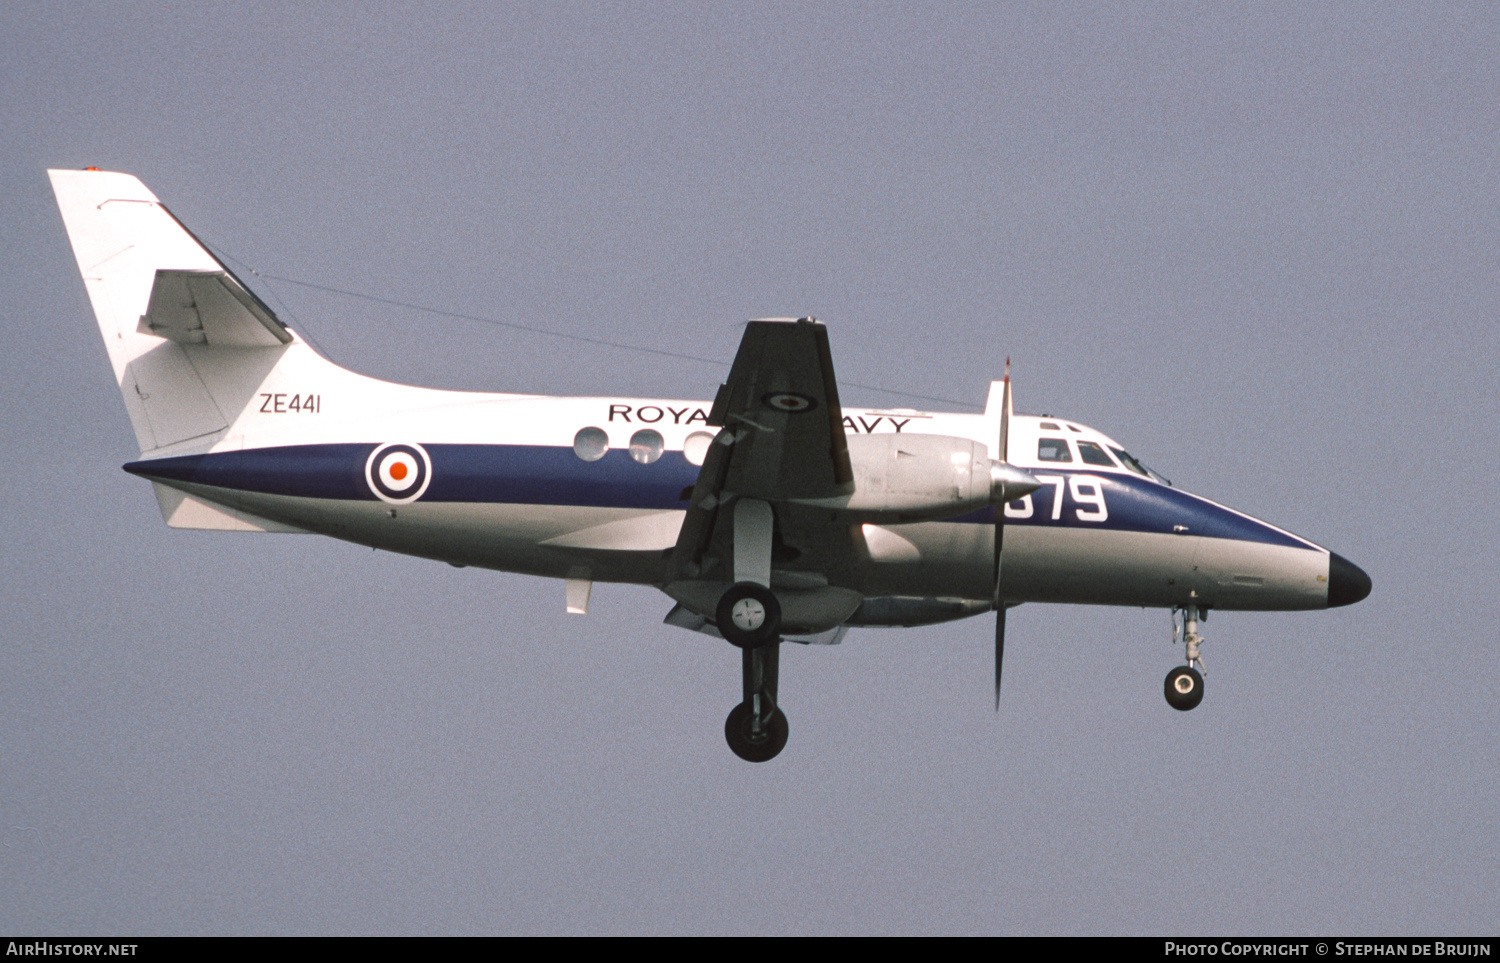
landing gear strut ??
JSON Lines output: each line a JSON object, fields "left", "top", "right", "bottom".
{"left": 720, "top": 496, "right": 788, "bottom": 760}
{"left": 1164, "top": 604, "right": 1207, "bottom": 711}
{"left": 725, "top": 642, "right": 788, "bottom": 762}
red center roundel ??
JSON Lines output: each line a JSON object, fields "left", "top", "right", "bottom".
{"left": 365, "top": 443, "right": 432, "bottom": 504}
{"left": 762, "top": 391, "right": 816, "bottom": 413}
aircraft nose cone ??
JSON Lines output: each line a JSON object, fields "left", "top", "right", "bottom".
{"left": 1327, "top": 552, "right": 1372, "bottom": 608}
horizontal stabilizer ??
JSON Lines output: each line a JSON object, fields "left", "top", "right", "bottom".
{"left": 139, "top": 269, "right": 291, "bottom": 347}
{"left": 151, "top": 483, "right": 307, "bottom": 533}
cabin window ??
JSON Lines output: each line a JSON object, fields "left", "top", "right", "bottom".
{"left": 630, "top": 429, "right": 665, "bottom": 464}
{"left": 573, "top": 426, "right": 609, "bottom": 462}
{"left": 683, "top": 431, "right": 714, "bottom": 467}
{"left": 1037, "top": 438, "right": 1073, "bottom": 462}
{"left": 1039, "top": 421, "right": 1060, "bottom": 430}
{"left": 1077, "top": 440, "right": 1118, "bottom": 467}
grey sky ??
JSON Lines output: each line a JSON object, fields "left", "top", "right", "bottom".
{"left": 1, "top": 2, "right": 1495, "bottom": 934}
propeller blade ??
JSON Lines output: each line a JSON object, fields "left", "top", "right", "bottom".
{"left": 998, "top": 357, "right": 1012, "bottom": 465}
{"left": 993, "top": 358, "right": 1012, "bottom": 710}
{"left": 995, "top": 599, "right": 1006, "bottom": 709}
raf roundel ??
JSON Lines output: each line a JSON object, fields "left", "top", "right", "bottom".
{"left": 365, "top": 442, "right": 433, "bottom": 504}
{"left": 762, "top": 391, "right": 817, "bottom": 413}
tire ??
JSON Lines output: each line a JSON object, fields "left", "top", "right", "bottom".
{"left": 715, "top": 582, "right": 781, "bottom": 649}
{"left": 724, "top": 702, "right": 789, "bottom": 762}
{"left": 1164, "top": 665, "right": 1205, "bottom": 711}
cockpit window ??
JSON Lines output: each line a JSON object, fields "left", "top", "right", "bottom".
{"left": 1076, "top": 440, "right": 1118, "bottom": 467}
{"left": 1110, "top": 446, "right": 1172, "bottom": 486}
{"left": 1039, "top": 421, "right": 1060, "bottom": 430}
{"left": 1037, "top": 438, "right": 1073, "bottom": 462}
{"left": 1109, "top": 446, "right": 1149, "bottom": 476}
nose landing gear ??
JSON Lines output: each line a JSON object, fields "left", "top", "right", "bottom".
{"left": 1164, "top": 664, "right": 1204, "bottom": 711}
{"left": 1164, "top": 604, "right": 1207, "bottom": 711}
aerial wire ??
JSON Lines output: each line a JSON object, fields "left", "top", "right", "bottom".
{"left": 204, "top": 242, "right": 982, "bottom": 410}
{"left": 202, "top": 243, "right": 340, "bottom": 362}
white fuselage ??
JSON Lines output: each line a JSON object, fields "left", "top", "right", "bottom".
{"left": 131, "top": 342, "right": 1335, "bottom": 620}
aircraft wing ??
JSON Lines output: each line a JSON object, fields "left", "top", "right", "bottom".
{"left": 707, "top": 318, "right": 854, "bottom": 500}
{"left": 669, "top": 319, "right": 859, "bottom": 583}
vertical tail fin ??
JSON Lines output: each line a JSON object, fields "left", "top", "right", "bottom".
{"left": 50, "top": 169, "right": 295, "bottom": 454}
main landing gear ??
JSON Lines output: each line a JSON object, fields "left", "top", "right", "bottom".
{"left": 1164, "top": 604, "right": 1207, "bottom": 711}
{"left": 725, "top": 641, "right": 788, "bottom": 762}
{"left": 716, "top": 581, "right": 781, "bottom": 649}
{"left": 719, "top": 497, "right": 788, "bottom": 761}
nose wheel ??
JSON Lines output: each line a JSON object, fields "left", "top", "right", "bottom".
{"left": 1165, "top": 604, "right": 1208, "bottom": 711}
{"left": 1164, "top": 665, "right": 1205, "bottom": 711}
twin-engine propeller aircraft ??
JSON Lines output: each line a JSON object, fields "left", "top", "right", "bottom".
{"left": 50, "top": 169, "right": 1371, "bottom": 762}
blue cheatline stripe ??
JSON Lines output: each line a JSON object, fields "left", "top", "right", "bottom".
{"left": 963, "top": 471, "right": 1316, "bottom": 549}
{"left": 126, "top": 444, "right": 372, "bottom": 500}
{"left": 125, "top": 443, "right": 697, "bottom": 510}
{"left": 124, "top": 443, "right": 1315, "bottom": 550}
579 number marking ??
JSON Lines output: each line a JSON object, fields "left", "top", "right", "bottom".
{"left": 259, "top": 393, "right": 322, "bottom": 414}
{"left": 1004, "top": 474, "right": 1109, "bottom": 522}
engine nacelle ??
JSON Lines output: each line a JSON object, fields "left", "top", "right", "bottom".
{"left": 787, "top": 433, "right": 1039, "bottom": 523}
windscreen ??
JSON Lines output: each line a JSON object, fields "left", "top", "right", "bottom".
{"left": 1109, "top": 446, "right": 1171, "bottom": 486}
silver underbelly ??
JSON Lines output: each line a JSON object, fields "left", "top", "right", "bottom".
{"left": 175, "top": 482, "right": 675, "bottom": 584}
{"left": 170, "top": 482, "right": 1330, "bottom": 610}
{"left": 857, "top": 522, "right": 1329, "bottom": 611}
